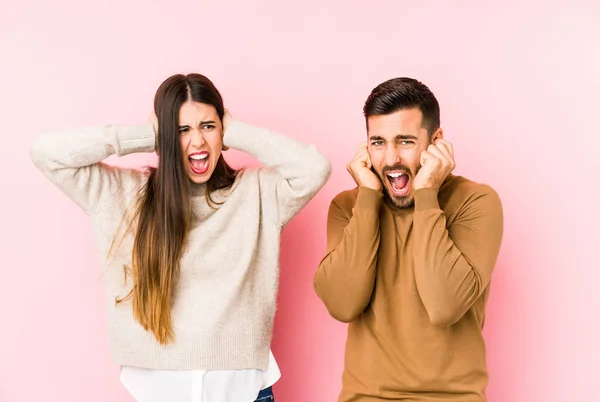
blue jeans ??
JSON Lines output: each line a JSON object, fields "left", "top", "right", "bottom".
{"left": 254, "top": 386, "right": 274, "bottom": 401}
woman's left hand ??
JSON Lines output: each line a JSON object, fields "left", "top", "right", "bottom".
{"left": 222, "top": 109, "right": 232, "bottom": 151}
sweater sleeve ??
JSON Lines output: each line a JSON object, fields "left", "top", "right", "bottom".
{"left": 29, "top": 124, "right": 156, "bottom": 215}
{"left": 412, "top": 185, "right": 504, "bottom": 326}
{"left": 313, "top": 187, "right": 382, "bottom": 323}
{"left": 223, "top": 120, "right": 331, "bottom": 227}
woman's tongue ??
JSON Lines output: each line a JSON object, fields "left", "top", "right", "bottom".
{"left": 190, "top": 157, "right": 208, "bottom": 172}
{"left": 389, "top": 174, "right": 409, "bottom": 193}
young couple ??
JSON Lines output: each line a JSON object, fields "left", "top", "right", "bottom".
{"left": 30, "top": 73, "right": 503, "bottom": 402}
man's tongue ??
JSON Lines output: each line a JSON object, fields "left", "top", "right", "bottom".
{"left": 390, "top": 174, "right": 409, "bottom": 191}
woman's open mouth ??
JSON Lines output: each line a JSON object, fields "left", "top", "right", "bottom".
{"left": 188, "top": 151, "right": 210, "bottom": 175}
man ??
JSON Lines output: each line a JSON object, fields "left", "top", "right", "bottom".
{"left": 313, "top": 77, "right": 503, "bottom": 401}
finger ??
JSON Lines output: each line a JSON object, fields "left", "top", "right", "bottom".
{"left": 355, "top": 146, "right": 370, "bottom": 160}
{"left": 435, "top": 139, "right": 454, "bottom": 159}
{"left": 427, "top": 143, "right": 438, "bottom": 153}
{"left": 351, "top": 150, "right": 368, "bottom": 165}
{"left": 441, "top": 140, "right": 456, "bottom": 169}
{"left": 355, "top": 142, "right": 368, "bottom": 154}
{"left": 434, "top": 142, "right": 453, "bottom": 163}
{"left": 365, "top": 152, "right": 373, "bottom": 169}
{"left": 420, "top": 150, "right": 434, "bottom": 165}
{"left": 437, "top": 139, "right": 454, "bottom": 156}
{"left": 435, "top": 140, "right": 456, "bottom": 170}
{"left": 427, "top": 145, "right": 449, "bottom": 165}
{"left": 433, "top": 143, "right": 456, "bottom": 171}
{"left": 349, "top": 147, "right": 369, "bottom": 170}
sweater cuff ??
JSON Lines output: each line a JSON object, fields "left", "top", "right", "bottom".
{"left": 413, "top": 188, "right": 441, "bottom": 211}
{"left": 113, "top": 123, "right": 156, "bottom": 155}
{"left": 355, "top": 186, "right": 383, "bottom": 211}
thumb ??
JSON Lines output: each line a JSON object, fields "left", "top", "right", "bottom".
{"left": 364, "top": 152, "right": 373, "bottom": 169}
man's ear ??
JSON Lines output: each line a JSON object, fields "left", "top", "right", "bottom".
{"left": 431, "top": 127, "right": 444, "bottom": 143}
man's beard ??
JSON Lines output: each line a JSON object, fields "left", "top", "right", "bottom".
{"left": 374, "top": 163, "right": 421, "bottom": 209}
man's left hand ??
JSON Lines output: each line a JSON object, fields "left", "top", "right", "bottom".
{"left": 413, "top": 139, "right": 456, "bottom": 191}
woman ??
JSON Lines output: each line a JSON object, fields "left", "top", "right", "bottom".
{"left": 29, "top": 73, "right": 331, "bottom": 402}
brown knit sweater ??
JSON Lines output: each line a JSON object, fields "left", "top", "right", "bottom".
{"left": 314, "top": 175, "right": 503, "bottom": 401}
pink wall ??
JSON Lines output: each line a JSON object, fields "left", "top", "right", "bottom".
{"left": 2, "top": 1, "right": 599, "bottom": 401}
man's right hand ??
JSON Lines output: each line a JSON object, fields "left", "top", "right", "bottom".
{"left": 347, "top": 142, "right": 382, "bottom": 191}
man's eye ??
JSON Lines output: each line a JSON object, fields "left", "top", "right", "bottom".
{"left": 202, "top": 125, "right": 215, "bottom": 130}
{"left": 179, "top": 128, "right": 189, "bottom": 134}
{"left": 372, "top": 141, "right": 384, "bottom": 146}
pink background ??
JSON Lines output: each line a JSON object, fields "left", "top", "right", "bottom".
{"left": 1, "top": 1, "right": 599, "bottom": 401}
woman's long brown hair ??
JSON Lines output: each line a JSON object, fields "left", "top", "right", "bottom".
{"left": 114, "top": 74, "right": 237, "bottom": 344}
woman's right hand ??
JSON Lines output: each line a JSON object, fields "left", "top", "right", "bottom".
{"left": 150, "top": 110, "right": 158, "bottom": 133}
{"left": 150, "top": 110, "right": 159, "bottom": 147}
{"left": 222, "top": 109, "right": 232, "bottom": 151}
{"left": 222, "top": 109, "right": 232, "bottom": 132}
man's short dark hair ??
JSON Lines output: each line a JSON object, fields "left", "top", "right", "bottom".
{"left": 363, "top": 77, "right": 440, "bottom": 136}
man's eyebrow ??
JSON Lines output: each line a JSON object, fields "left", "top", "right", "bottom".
{"left": 369, "top": 134, "right": 418, "bottom": 140}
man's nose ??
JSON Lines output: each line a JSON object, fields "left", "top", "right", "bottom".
{"left": 384, "top": 145, "right": 401, "bottom": 166}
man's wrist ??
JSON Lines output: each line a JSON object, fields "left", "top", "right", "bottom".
{"left": 413, "top": 187, "right": 441, "bottom": 211}
{"left": 355, "top": 186, "right": 384, "bottom": 211}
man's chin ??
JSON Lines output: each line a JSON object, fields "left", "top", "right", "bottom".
{"left": 383, "top": 185, "right": 414, "bottom": 209}
{"left": 390, "top": 195, "right": 414, "bottom": 209}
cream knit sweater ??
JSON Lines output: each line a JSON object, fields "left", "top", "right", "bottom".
{"left": 29, "top": 119, "right": 331, "bottom": 370}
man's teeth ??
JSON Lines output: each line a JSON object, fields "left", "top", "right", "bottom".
{"left": 387, "top": 172, "right": 405, "bottom": 178}
{"left": 190, "top": 154, "right": 208, "bottom": 160}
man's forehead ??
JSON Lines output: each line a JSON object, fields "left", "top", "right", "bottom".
{"left": 367, "top": 110, "right": 425, "bottom": 134}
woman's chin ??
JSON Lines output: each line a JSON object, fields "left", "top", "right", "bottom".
{"left": 187, "top": 168, "right": 213, "bottom": 184}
